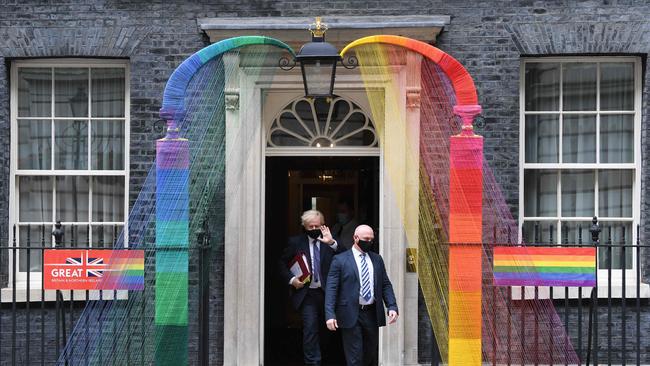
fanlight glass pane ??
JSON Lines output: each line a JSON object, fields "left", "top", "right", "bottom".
{"left": 268, "top": 96, "right": 377, "bottom": 148}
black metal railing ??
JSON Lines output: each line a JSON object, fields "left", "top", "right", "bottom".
{"left": 475, "top": 217, "right": 649, "bottom": 366}
{"left": 0, "top": 222, "right": 213, "bottom": 365}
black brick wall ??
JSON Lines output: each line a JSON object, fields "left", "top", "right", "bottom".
{"left": 0, "top": 1, "right": 649, "bottom": 365}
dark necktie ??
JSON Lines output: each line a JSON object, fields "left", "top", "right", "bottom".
{"left": 312, "top": 240, "right": 321, "bottom": 283}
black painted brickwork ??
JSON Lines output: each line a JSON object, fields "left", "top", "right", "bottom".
{"left": 0, "top": 1, "right": 649, "bottom": 364}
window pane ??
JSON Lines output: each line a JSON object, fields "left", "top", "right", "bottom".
{"left": 92, "top": 120, "right": 125, "bottom": 170}
{"left": 55, "top": 176, "right": 89, "bottom": 222}
{"left": 560, "top": 221, "right": 592, "bottom": 245}
{"left": 18, "top": 225, "right": 51, "bottom": 272}
{"left": 92, "top": 176, "right": 124, "bottom": 222}
{"left": 525, "top": 115, "right": 558, "bottom": 163}
{"left": 55, "top": 68, "right": 88, "bottom": 117}
{"left": 561, "top": 170, "right": 594, "bottom": 217}
{"left": 522, "top": 221, "right": 556, "bottom": 244}
{"left": 525, "top": 63, "right": 559, "bottom": 111}
{"left": 600, "top": 114, "right": 634, "bottom": 163}
{"left": 562, "top": 114, "right": 596, "bottom": 163}
{"left": 19, "top": 176, "right": 52, "bottom": 222}
{"left": 91, "top": 68, "right": 125, "bottom": 117}
{"left": 598, "top": 222, "right": 632, "bottom": 269}
{"left": 563, "top": 63, "right": 596, "bottom": 111}
{"left": 524, "top": 170, "right": 557, "bottom": 217}
{"left": 92, "top": 225, "right": 123, "bottom": 247}
{"left": 599, "top": 170, "right": 632, "bottom": 218}
{"left": 18, "top": 68, "right": 51, "bottom": 117}
{"left": 18, "top": 119, "right": 51, "bottom": 169}
{"left": 61, "top": 224, "right": 90, "bottom": 248}
{"left": 601, "top": 63, "right": 634, "bottom": 111}
{"left": 55, "top": 120, "right": 88, "bottom": 169}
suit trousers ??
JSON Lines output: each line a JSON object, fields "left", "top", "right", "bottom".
{"left": 301, "top": 288, "right": 328, "bottom": 365}
{"left": 340, "top": 305, "right": 379, "bottom": 366}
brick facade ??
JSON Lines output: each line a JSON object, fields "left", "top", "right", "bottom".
{"left": 0, "top": 1, "right": 649, "bottom": 364}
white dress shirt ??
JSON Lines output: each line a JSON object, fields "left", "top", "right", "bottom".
{"left": 289, "top": 238, "right": 338, "bottom": 287}
{"left": 352, "top": 246, "right": 374, "bottom": 305}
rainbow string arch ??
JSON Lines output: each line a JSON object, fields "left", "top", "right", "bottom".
{"left": 342, "top": 35, "right": 483, "bottom": 365}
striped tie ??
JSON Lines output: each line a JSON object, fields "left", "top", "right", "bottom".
{"left": 360, "top": 253, "right": 371, "bottom": 302}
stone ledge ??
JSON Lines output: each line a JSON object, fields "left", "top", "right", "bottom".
{"left": 198, "top": 15, "right": 451, "bottom": 48}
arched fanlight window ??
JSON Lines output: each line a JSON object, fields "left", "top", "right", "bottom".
{"left": 267, "top": 96, "right": 377, "bottom": 148}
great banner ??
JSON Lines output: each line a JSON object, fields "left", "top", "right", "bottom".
{"left": 43, "top": 249, "right": 144, "bottom": 290}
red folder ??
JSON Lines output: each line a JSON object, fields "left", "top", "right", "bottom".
{"left": 288, "top": 252, "right": 311, "bottom": 283}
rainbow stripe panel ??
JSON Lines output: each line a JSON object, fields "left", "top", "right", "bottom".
{"left": 494, "top": 247, "right": 596, "bottom": 287}
{"left": 448, "top": 134, "right": 483, "bottom": 365}
{"left": 155, "top": 136, "right": 189, "bottom": 366}
{"left": 101, "top": 250, "right": 144, "bottom": 290}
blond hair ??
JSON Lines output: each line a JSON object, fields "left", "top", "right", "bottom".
{"left": 300, "top": 209, "right": 324, "bottom": 226}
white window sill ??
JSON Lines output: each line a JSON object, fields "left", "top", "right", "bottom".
{"left": 511, "top": 283, "right": 650, "bottom": 300}
{"left": 1, "top": 285, "right": 128, "bottom": 303}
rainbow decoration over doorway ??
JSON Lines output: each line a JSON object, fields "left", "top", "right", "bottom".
{"left": 342, "top": 35, "right": 484, "bottom": 365}
{"left": 155, "top": 36, "right": 294, "bottom": 365}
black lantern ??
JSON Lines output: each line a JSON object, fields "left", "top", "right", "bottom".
{"left": 295, "top": 17, "right": 342, "bottom": 97}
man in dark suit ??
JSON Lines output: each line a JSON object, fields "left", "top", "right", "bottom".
{"left": 279, "top": 209, "right": 340, "bottom": 366}
{"left": 325, "top": 224, "right": 398, "bottom": 366}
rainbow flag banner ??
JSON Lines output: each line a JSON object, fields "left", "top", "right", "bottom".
{"left": 493, "top": 247, "right": 596, "bottom": 287}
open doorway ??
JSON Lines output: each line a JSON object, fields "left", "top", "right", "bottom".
{"left": 264, "top": 156, "right": 379, "bottom": 365}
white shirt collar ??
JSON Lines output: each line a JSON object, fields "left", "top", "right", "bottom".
{"left": 351, "top": 245, "right": 366, "bottom": 257}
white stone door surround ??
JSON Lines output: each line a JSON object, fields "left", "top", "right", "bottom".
{"left": 222, "top": 54, "right": 422, "bottom": 365}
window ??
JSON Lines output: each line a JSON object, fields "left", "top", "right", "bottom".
{"left": 267, "top": 96, "right": 378, "bottom": 150}
{"left": 520, "top": 57, "right": 640, "bottom": 275}
{"left": 9, "top": 60, "right": 129, "bottom": 282}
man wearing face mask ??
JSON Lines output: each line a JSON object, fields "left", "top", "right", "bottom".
{"left": 330, "top": 199, "right": 358, "bottom": 250}
{"left": 279, "top": 209, "right": 340, "bottom": 366}
{"left": 324, "top": 225, "right": 398, "bottom": 366}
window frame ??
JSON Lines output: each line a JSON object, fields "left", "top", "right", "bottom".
{"left": 519, "top": 56, "right": 642, "bottom": 281}
{"left": 8, "top": 58, "right": 130, "bottom": 287}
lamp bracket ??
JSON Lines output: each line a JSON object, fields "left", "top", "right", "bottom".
{"left": 340, "top": 55, "right": 358, "bottom": 69}
{"left": 279, "top": 56, "right": 297, "bottom": 71}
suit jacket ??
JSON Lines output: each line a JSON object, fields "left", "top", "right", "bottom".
{"left": 279, "top": 234, "right": 340, "bottom": 310}
{"left": 325, "top": 249, "right": 398, "bottom": 328}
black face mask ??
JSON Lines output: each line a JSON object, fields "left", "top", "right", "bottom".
{"left": 306, "top": 229, "right": 322, "bottom": 240}
{"left": 357, "top": 239, "right": 373, "bottom": 253}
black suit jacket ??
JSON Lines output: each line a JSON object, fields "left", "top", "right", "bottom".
{"left": 279, "top": 234, "right": 340, "bottom": 310}
{"left": 325, "top": 249, "right": 398, "bottom": 328}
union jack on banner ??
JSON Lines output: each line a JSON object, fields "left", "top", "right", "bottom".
{"left": 64, "top": 252, "right": 107, "bottom": 277}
